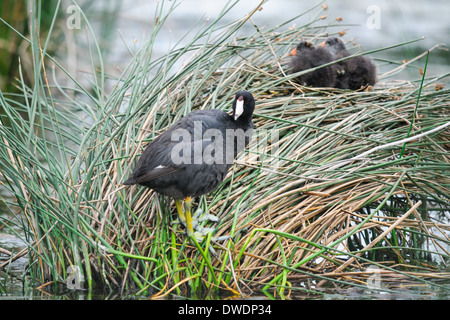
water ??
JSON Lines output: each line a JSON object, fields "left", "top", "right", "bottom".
{"left": 1, "top": 0, "right": 449, "bottom": 299}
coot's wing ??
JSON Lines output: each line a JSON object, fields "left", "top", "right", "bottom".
{"left": 124, "top": 109, "right": 231, "bottom": 185}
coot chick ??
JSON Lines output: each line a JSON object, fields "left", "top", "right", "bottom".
{"left": 320, "top": 37, "right": 377, "bottom": 90}
{"left": 123, "top": 91, "right": 255, "bottom": 242}
{"left": 288, "top": 41, "right": 337, "bottom": 88}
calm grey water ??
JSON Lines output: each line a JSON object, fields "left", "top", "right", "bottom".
{"left": 1, "top": 0, "right": 449, "bottom": 299}
{"left": 101, "top": 0, "right": 449, "bottom": 81}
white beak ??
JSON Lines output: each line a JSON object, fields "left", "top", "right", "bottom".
{"left": 234, "top": 98, "right": 244, "bottom": 120}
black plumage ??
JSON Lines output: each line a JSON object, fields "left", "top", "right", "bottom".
{"left": 288, "top": 41, "right": 337, "bottom": 88}
{"left": 123, "top": 91, "right": 255, "bottom": 240}
{"left": 320, "top": 37, "right": 377, "bottom": 90}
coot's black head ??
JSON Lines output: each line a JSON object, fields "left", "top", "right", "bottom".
{"left": 289, "top": 41, "right": 313, "bottom": 56}
{"left": 319, "top": 37, "right": 347, "bottom": 56}
{"left": 232, "top": 91, "right": 255, "bottom": 122}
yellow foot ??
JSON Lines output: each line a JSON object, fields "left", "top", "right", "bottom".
{"left": 188, "top": 228, "right": 230, "bottom": 257}
{"left": 172, "top": 203, "right": 220, "bottom": 232}
{"left": 188, "top": 225, "right": 230, "bottom": 242}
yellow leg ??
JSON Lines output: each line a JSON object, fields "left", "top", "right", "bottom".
{"left": 174, "top": 197, "right": 229, "bottom": 248}
{"left": 184, "top": 196, "right": 194, "bottom": 236}
{"left": 175, "top": 199, "right": 185, "bottom": 223}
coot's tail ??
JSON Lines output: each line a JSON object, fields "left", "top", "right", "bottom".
{"left": 122, "top": 177, "right": 136, "bottom": 185}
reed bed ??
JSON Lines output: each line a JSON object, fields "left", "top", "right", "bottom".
{"left": 0, "top": 1, "right": 449, "bottom": 298}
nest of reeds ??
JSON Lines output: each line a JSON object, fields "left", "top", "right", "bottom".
{"left": 0, "top": 2, "right": 449, "bottom": 298}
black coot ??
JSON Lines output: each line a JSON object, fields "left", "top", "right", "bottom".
{"left": 123, "top": 91, "right": 255, "bottom": 241}
{"left": 320, "top": 37, "right": 377, "bottom": 90}
{"left": 288, "top": 41, "right": 337, "bottom": 88}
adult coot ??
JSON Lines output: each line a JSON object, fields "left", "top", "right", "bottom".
{"left": 123, "top": 91, "right": 255, "bottom": 241}
{"left": 288, "top": 41, "right": 337, "bottom": 88}
{"left": 320, "top": 37, "right": 377, "bottom": 90}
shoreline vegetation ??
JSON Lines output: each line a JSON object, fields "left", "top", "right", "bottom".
{"left": 0, "top": 1, "right": 449, "bottom": 298}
